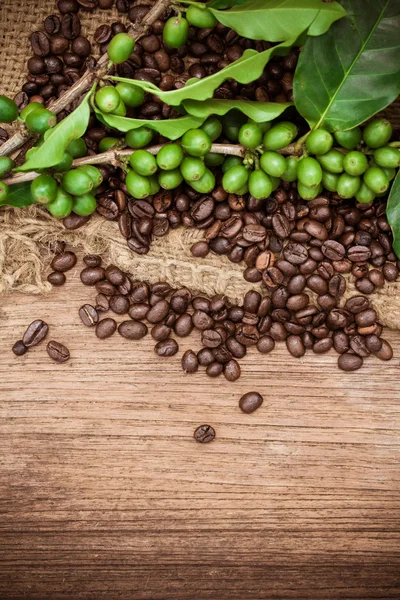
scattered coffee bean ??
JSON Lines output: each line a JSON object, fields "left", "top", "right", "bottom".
{"left": 51, "top": 251, "right": 77, "bottom": 272}
{"left": 155, "top": 339, "right": 179, "bottom": 357}
{"left": 47, "top": 271, "right": 66, "bottom": 286}
{"left": 96, "top": 318, "right": 117, "bottom": 339}
{"left": 47, "top": 340, "right": 70, "bottom": 363}
{"left": 239, "top": 392, "right": 264, "bottom": 414}
{"left": 118, "top": 320, "right": 148, "bottom": 340}
{"left": 23, "top": 320, "right": 49, "bottom": 347}
{"left": 79, "top": 304, "right": 99, "bottom": 327}
{"left": 338, "top": 353, "right": 363, "bottom": 371}
{"left": 182, "top": 350, "right": 199, "bottom": 373}
{"left": 12, "top": 340, "right": 28, "bottom": 356}
{"left": 194, "top": 424, "right": 215, "bottom": 443}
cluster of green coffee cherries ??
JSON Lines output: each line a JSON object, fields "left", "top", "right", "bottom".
{"left": 162, "top": 5, "right": 218, "bottom": 49}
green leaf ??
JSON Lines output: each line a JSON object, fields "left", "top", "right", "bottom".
{"left": 209, "top": 0, "right": 346, "bottom": 42}
{"left": 0, "top": 182, "right": 35, "bottom": 207}
{"left": 207, "top": 0, "right": 248, "bottom": 8}
{"left": 95, "top": 110, "right": 205, "bottom": 140}
{"left": 386, "top": 171, "right": 400, "bottom": 258}
{"left": 183, "top": 98, "right": 292, "bottom": 121}
{"left": 110, "top": 39, "right": 294, "bottom": 106}
{"left": 293, "top": 0, "right": 400, "bottom": 132}
{"left": 17, "top": 87, "right": 93, "bottom": 172}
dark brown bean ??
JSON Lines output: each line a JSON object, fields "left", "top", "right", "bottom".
{"left": 151, "top": 324, "right": 171, "bottom": 341}
{"left": 256, "top": 335, "right": 275, "bottom": 354}
{"left": 51, "top": 251, "right": 77, "bottom": 272}
{"left": 206, "top": 362, "right": 223, "bottom": 377}
{"left": 174, "top": 314, "right": 193, "bottom": 337}
{"left": 22, "top": 320, "right": 49, "bottom": 347}
{"left": 79, "top": 304, "right": 99, "bottom": 327}
{"left": 12, "top": 340, "right": 28, "bottom": 356}
{"left": 286, "top": 335, "right": 305, "bottom": 358}
{"left": 155, "top": 339, "right": 179, "bottom": 357}
{"left": 313, "top": 338, "right": 333, "bottom": 354}
{"left": 118, "top": 320, "right": 148, "bottom": 340}
{"left": 80, "top": 266, "right": 105, "bottom": 285}
{"left": 47, "top": 340, "right": 70, "bottom": 363}
{"left": 338, "top": 353, "right": 363, "bottom": 371}
{"left": 239, "top": 392, "right": 263, "bottom": 414}
{"left": 374, "top": 339, "right": 393, "bottom": 360}
{"left": 109, "top": 295, "right": 130, "bottom": 315}
{"left": 47, "top": 271, "right": 66, "bottom": 286}
{"left": 181, "top": 350, "right": 198, "bottom": 373}
{"left": 194, "top": 424, "right": 215, "bottom": 443}
{"left": 224, "top": 359, "right": 241, "bottom": 382}
{"left": 96, "top": 318, "right": 117, "bottom": 339}
{"left": 146, "top": 300, "right": 170, "bottom": 323}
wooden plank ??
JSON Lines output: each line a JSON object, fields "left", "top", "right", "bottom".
{"left": 1, "top": 265, "right": 400, "bottom": 599}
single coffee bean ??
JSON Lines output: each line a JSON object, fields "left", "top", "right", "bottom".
{"left": 350, "top": 334, "right": 370, "bottom": 357}
{"left": 147, "top": 300, "right": 170, "bottom": 323}
{"left": 31, "top": 31, "right": 50, "bottom": 56}
{"left": 202, "top": 329, "right": 222, "bottom": 348}
{"left": 155, "top": 339, "right": 179, "bottom": 357}
{"left": 174, "top": 314, "right": 194, "bottom": 337}
{"left": 109, "top": 295, "right": 130, "bottom": 315}
{"left": 236, "top": 324, "right": 259, "bottom": 346}
{"left": 23, "top": 320, "right": 49, "bottom": 347}
{"left": 206, "top": 362, "right": 223, "bottom": 377}
{"left": 80, "top": 266, "right": 105, "bottom": 285}
{"left": 286, "top": 294, "right": 309, "bottom": 312}
{"left": 313, "top": 337, "right": 333, "bottom": 354}
{"left": 338, "top": 353, "right": 363, "bottom": 371}
{"left": 243, "top": 290, "right": 261, "bottom": 314}
{"left": 63, "top": 214, "right": 90, "bottom": 229}
{"left": 345, "top": 296, "right": 370, "bottom": 314}
{"left": 118, "top": 320, "right": 148, "bottom": 340}
{"left": 374, "top": 339, "right": 393, "bottom": 360}
{"left": 321, "top": 240, "right": 346, "bottom": 261}
{"left": 194, "top": 424, "right": 215, "bottom": 443}
{"left": 79, "top": 304, "right": 99, "bottom": 327}
{"left": 226, "top": 336, "right": 246, "bottom": 358}
{"left": 47, "top": 271, "right": 66, "bottom": 286}
{"left": 182, "top": 350, "right": 199, "bottom": 373}
{"left": 51, "top": 251, "right": 77, "bottom": 272}
{"left": 95, "top": 280, "right": 117, "bottom": 296}
{"left": 328, "top": 274, "right": 346, "bottom": 297}
{"left": 239, "top": 392, "right": 264, "bottom": 414}
{"left": 44, "top": 15, "right": 61, "bottom": 35}
{"left": 283, "top": 243, "right": 308, "bottom": 265}
{"left": 105, "top": 265, "right": 125, "bottom": 286}
{"left": 355, "top": 309, "right": 377, "bottom": 328}
{"left": 193, "top": 310, "right": 214, "bottom": 330}
{"left": 256, "top": 335, "right": 275, "bottom": 354}
{"left": 47, "top": 340, "right": 70, "bottom": 363}
{"left": 83, "top": 254, "right": 102, "bottom": 267}
{"left": 333, "top": 331, "right": 350, "bottom": 354}
{"left": 96, "top": 318, "right": 117, "bottom": 339}
{"left": 365, "top": 334, "right": 382, "bottom": 353}
{"left": 355, "top": 278, "right": 375, "bottom": 295}
{"left": 307, "top": 274, "right": 328, "bottom": 295}
{"left": 197, "top": 347, "right": 215, "bottom": 366}
{"left": 224, "top": 359, "right": 241, "bottom": 382}
{"left": 61, "top": 14, "right": 81, "bottom": 40}
{"left": 368, "top": 269, "right": 384, "bottom": 288}
{"left": 95, "top": 294, "right": 110, "bottom": 312}
{"left": 150, "top": 324, "right": 171, "bottom": 342}
{"left": 286, "top": 334, "right": 305, "bottom": 358}
{"left": 12, "top": 340, "right": 28, "bottom": 356}
{"left": 383, "top": 263, "right": 399, "bottom": 282}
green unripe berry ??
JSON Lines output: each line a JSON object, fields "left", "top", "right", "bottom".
{"left": 248, "top": 170, "right": 273, "bottom": 200}
{"left": 25, "top": 108, "right": 57, "bottom": 134}
{"left": 373, "top": 146, "right": 400, "bottom": 169}
{"left": 62, "top": 169, "right": 93, "bottom": 196}
{"left": 20, "top": 102, "right": 43, "bottom": 121}
{"left": 201, "top": 116, "right": 222, "bottom": 141}
{"left": 163, "top": 16, "right": 189, "bottom": 49}
{"left": 180, "top": 156, "right": 206, "bottom": 181}
{"left": 115, "top": 82, "right": 145, "bottom": 108}
{"left": 222, "top": 164, "right": 249, "bottom": 194}
{"left": 130, "top": 149, "right": 157, "bottom": 176}
{"left": 248, "top": 119, "right": 271, "bottom": 134}
{"left": 297, "top": 157, "right": 323, "bottom": 188}
{"left": 305, "top": 129, "right": 333, "bottom": 155}
{"left": 382, "top": 166, "right": 396, "bottom": 181}
{"left": 263, "top": 121, "right": 298, "bottom": 150}
{"left": 297, "top": 182, "right": 322, "bottom": 200}
{"left": 99, "top": 137, "right": 119, "bottom": 152}
{"left": 107, "top": 33, "right": 135, "bottom": 64}
{"left": 363, "top": 167, "right": 389, "bottom": 194}
{"left": 204, "top": 152, "right": 224, "bottom": 167}
{"left": 125, "top": 127, "right": 153, "bottom": 149}
{"left": 333, "top": 127, "right": 362, "bottom": 150}
{"left": 270, "top": 176, "right": 280, "bottom": 191}
{"left": 321, "top": 170, "right": 339, "bottom": 192}
{"left": 0, "top": 181, "right": 9, "bottom": 203}
{"left": 54, "top": 151, "right": 73, "bottom": 172}
{"left": 125, "top": 170, "right": 151, "bottom": 199}
{"left": 78, "top": 165, "right": 103, "bottom": 188}
{"left": 355, "top": 182, "right": 375, "bottom": 204}
{"left": 260, "top": 151, "right": 287, "bottom": 177}
{"left": 112, "top": 99, "right": 126, "bottom": 117}
{"left": 221, "top": 110, "right": 247, "bottom": 142}
{"left": 72, "top": 193, "right": 97, "bottom": 216}
{"left": 31, "top": 174, "right": 58, "bottom": 204}
{"left": 182, "top": 129, "right": 212, "bottom": 157}
{"left": 47, "top": 187, "right": 73, "bottom": 218}
{"left": 156, "top": 143, "right": 184, "bottom": 170}
{"left": 158, "top": 168, "right": 183, "bottom": 190}
{"left": 95, "top": 86, "right": 120, "bottom": 113}
{"left": 363, "top": 118, "right": 392, "bottom": 148}
{"left": 222, "top": 155, "right": 243, "bottom": 173}
{"left": 148, "top": 175, "right": 160, "bottom": 196}
{"left": 337, "top": 173, "right": 361, "bottom": 199}
{"left": 189, "top": 168, "right": 215, "bottom": 194}
{"left": 0, "top": 95, "right": 18, "bottom": 124}
{"left": 238, "top": 123, "right": 263, "bottom": 149}
{"left": 343, "top": 151, "right": 368, "bottom": 176}
{"left": 0, "top": 157, "right": 14, "bottom": 178}
{"left": 317, "top": 148, "right": 344, "bottom": 173}
{"left": 67, "top": 138, "right": 87, "bottom": 159}
{"left": 281, "top": 156, "right": 299, "bottom": 182}
{"left": 186, "top": 5, "right": 217, "bottom": 28}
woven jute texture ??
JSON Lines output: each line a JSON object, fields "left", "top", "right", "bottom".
{"left": 1, "top": 0, "right": 400, "bottom": 329}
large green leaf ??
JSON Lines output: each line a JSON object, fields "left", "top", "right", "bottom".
{"left": 386, "top": 171, "right": 400, "bottom": 258}
{"left": 95, "top": 110, "right": 205, "bottom": 139}
{"left": 293, "top": 0, "right": 400, "bottom": 132}
{"left": 0, "top": 182, "right": 35, "bottom": 208}
{"left": 209, "top": 0, "right": 346, "bottom": 41}
{"left": 183, "top": 98, "right": 292, "bottom": 121}
{"left": 17, "top": 88, "right": 93, "bottom": 172}
{"left": 109, "top": 39, "right": 294, "bottom": 106}
{"left": 207, "top": 0, "right": 248, "bottom": 8}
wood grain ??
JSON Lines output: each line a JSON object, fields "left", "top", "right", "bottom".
{"left": 1, "top": 262, "right": 400, "bottom": 599}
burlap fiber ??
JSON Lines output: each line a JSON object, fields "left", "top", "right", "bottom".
{"left": 1, "top": 0, "right": 400, "bottom": 329}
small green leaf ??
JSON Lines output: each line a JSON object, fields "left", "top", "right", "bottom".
{"left": 386, "top": 171, "right": 400, "bottom": 258}
{"left": 209, "top": 0, "right": 346, "bottom": 42}
{"left": 183, "top": 98, "right": 292, "bottom": 121}
{"left": 0, "top": 182, "right": 35, "bottom": 207}
{"left": 17, "top": 87, "right": 94, "bottom": 172}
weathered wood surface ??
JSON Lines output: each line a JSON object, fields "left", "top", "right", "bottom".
{"left": 0, "top": 265, "right": 400, "bottom": 599}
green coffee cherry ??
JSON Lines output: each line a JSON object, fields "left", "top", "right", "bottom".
{"left": 0, "top": 95, "right": 18, "bottom": 124}
{"left": 99, "top": 137, "right": 119, "bottom": 152}
{"left": 189, "top": 168, "right": 215, "bottom": 193}
{"left": 222, "top": 155, "right": 243, "bottom": 173}
{"left": 201, "top": 116, "right": 222, "bottom": 141}
{"left": 297, "top": 157, "right": 323, "bottom": 188}
{"left": 337, "top": 173, "right": 361, "bottom": 199}
{"left": 72, "top": 193, "right": 97, "bottom": 216}
{"left": 156, "top": 143, "right": 184, "bottom": 170}
{"left": 238, "top": 123, "right": 263, "bottom": 149}
{"left": 126, "top": 170, "right": 151, "bottom": 199}
{"left": 333, "top": 127, "right": 362, "bottom": 150}
{"left": 0, "top": 157, "right": 14, "bottom": 178}
{"left": 281, "top": 156, "right": 299, "bottom": 182}
{"left": 163, "top": 16, "right": 189, "bottom": 49}
{"left": 305, "top": 129, "right": 333, "bottom": 155}
{"left": 343, "top": 151, "right": 368, "bottom": 176}
{"left": 96, "top": 86, "right": 120, "bottom": 113}
{"left": 248, "top": 119, "right": 271, "bottom": 135}
{"left": 248, "top": 170, "right": 273, "bottom": 199}
{"left": 148, "top": 175, "right": 160, "bottom": 196}
{"left": 67, "top": 138, "right": 87, "bottom": 159}
{"left": 297, "top": 182, "right": 322, "bottom": 200}
{"left": 130, "top": 149, "right": 157, "bottom": 176}
{"left": 373, "top": 146, "right": 400, "bottom": 169}
{"left": 158, "top": 168, "right": 183, "bottom": 190}
{"left": 31, "top": 174, "right": 58, "bottom": 204}
{"left": 20, "top": 102, "right": 43, "bottom": 121}
{"left": 115, "top": 82, "right": 145, "bottom": 108}
{"left": 0, "top": 181, "right": 9, "bottom": 203}
{"left": 107, "top": 33, "right": 135, "bottom": 64}
{"left": 355, "top": 182, "right": 375, "bottom": 204}
{"left": 112, "top": 99, "right": 127, "bottom": 117}
{"left": 204, "top": 152, "right": 224, "bottom": 167}
{"left": 53, "top": 152, "right": 73, "bottom": 173}
{"left": 222, "top": 164, "right": 249, "bottom": 194}
{"left": 270, "top": 176, "right": 280, "bottom": 191}
{"left": 321, "top": 170, "right": 339, "bottom": 192}
{"left": 181, "top": 129, "right": 212, "bottom": 157}
{"left": 363, "top": 118, "right": 392, "bottom": 148}
{"left": 221, "top": 110, "right": 247, "bottom": 142}
{"left": 47, "top": 187, "right": 73, "bottom": 218}
{"left": 25, "top": 108, "right": 57, "bottom": 134}
{"left": 382, "top": 166, "right": 396, "bottom": 181}
{"left": 62, "top": 169, "right": 93, "bottom": 196}
{"left": 78, "top": 165, "right": 103, "bottom": 188}
{"left": 186, "top": 5, "right": 217, "bottom": 28}
{"left": 180, "top": 156, "right": 206, "bottom": 181}
{"left": 260, "top": 151, "right": 287, "bottom": 177}
{"left": 363, "top": 167, "right": 389, "bottom": 194}
{"left": 317, "top": 148, "right": 344, "bottom": 173}
{"left": 125, "top": 127, "right": 153, "bottom": 149}
{"left": 263, "top": 121, "right": 298, "bottom": 150}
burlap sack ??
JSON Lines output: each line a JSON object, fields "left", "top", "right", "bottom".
{"left": 1, "top": 0, "right": 400, "bottom": 328}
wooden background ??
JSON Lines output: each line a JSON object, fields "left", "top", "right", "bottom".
{"left": 1, "top": 261, "right": 400, "bottom": 599}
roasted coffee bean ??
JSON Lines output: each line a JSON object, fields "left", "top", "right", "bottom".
{"left": 12, "top": 340, "right": 28, "bottom": 356}
{"left": 80, "top": 266, "right": 105, "bottom": 285}
{"left": 321, "top": 240, "right": 345, "bottom": 261}
{"left": 105, "top": 265, "right": 125, "bottom": 286}
{"left": 345, "top": 296, "right": 370, "bottom": 314}
{"left": 109, "top": 295, "right": 130, "bottom": 315}
{"left": 269, "top": 321, "right": 287, "bottom": 341}
{"left": 256, "top": 335, "right": 275, "bottom": 354}
{"left": 118, "top": 320, "right": 148, "bottom": 340}
{"left": 83, "top": 254, "right": 101, "bottom": 267}
{"left": 23, "top": 320, "right": 49, "bottom": 347}
{"left": 170, "top": 288, "right": 191, "bottom": 313}
{"left": 326, "top": 308, "right": 349, "bottom": 330}
{"left": 286, "top": 293, "right": 309, "bottom": 311}
{"left": 374, "top": 339, "right": 393, "bottom": 361}
{"left": 155, "top": 339, "right": 179, "bottom": 357}
{"left": 146, "top": 300, "right": 170, "bottom": 323}
{"left": 286, "top": 335, "right": 305, "bottom": 358}
{"left": 196, "top": 347, "right": 213, "bottom": 366}
{"left": 224, "top": 359, "right": 241, "bottom": 382}
{"left": 272, "top": 214, "right": 291, "bottom": 238}
{"left": 206, "top": 362, "right": 223, "bottom": 377}
{"left": 355, "top": 309, "right": 377, "bottom": 328}
{"left": 243, "top": 291, "right": 261, "bottom": 314}
{"left": 79, "top": 304, "right": 99, "bottom": 327}
{"left": 118, "top": 277, "right": 132, "bottom": 296}
{"left": 318, "top": 294, "right": 337, "bottom": 312}
{"left": 95, "top": 294, "right": 110, "bottom": 312}
{"left": 368, "top": 269, "right": 384, "bottom": 287}
{"left": 333, "top": 331, "right": 350, "bottom": 354}
{"left": 239, "top": 392, "right": 263, "bottom": 414}
{"left": 31, "top": 31, "right": 50, "bottom": 56}
{"left": 338, "top": 352, "right": 363, "bottom": 371}
{"left": 243, "top": 224, "right": 267, "bottom": 243}
{"left": 97, "top": 196, "right": 119, "bottom": 220}
{"left": 350, "top": 334, "right": 370, "bottom": 357}
{"left": 174, "top": 314, "right": 193, "bottom": 337}
{"left": 213, "top": 343, "right": 231, "bottom": 363}
{"left": 63, "top": 214, "right": 90, "bottom": 229}
{"left": 191, "top": 197, "right": 215, "bottom": 222}
{"left": 313, "top": 338, "right": 333, "bottom": 354}
{"left": 51, "top": 251, "right": 77, "bottom": 272}
{"left": 182, "top": 350, "right": 199, "bottom": 373}
{"left": 355, "top": 278, "right": 375, "bottom": 295}
{"left": 262, "top": 266, "right": 284, "bottom": 289}
{"left": 130, "top": 283, "right": 149, "bottom": 303}
{"left": 151, "top": 323, "right": 171, "bottom": 342}
{"left": 283, "top": 243, "right": 308, "bottom": 265}
{"left": 94, "top": 24, "right": 112, "bottom": 44}
{"left": 61, "top": 14, "right": 81, "bottom": 39}
{"left": 275, "top": 259, "right": 297, "bottom": 277}
{"left": 201, "top": 329, "right": 222, "bottom": 348}
{"left": 347, "top": 245, "right": 371, "bottom": 262}
{"left": 127, "top": 303, "right": 148, "bottom": 321}
{"left": 191, "top": 240, "right": 209, "bottom": 257}
{"left": 46, "top": 340, "right": 70, "bottom": 363}
{"left": 72, "top": 36, "right": 91, "bottom": 57}
{"left": 44, "top": 15, "right": 61, "bottom": 34}
{"left": 383, "top": 263, "right": 399, "bottom": 282}
{"left": 28, "top": 57, "right": 46, "bottom": 75}
{"left": 304, "top": 219, "right": 328, "bottom": 241}
{"left": 96, "top": 318, "right": 117, "bottom": 339}
{"left": 286, "top": 274, "right": 306, "bottom": 295}
{"left": 95, "top": 280, "right": 117, "bottom": 296}
{"left": 271, "top": 287, "right": 289, "bottom": 308}
{"left": 236, "top": 324, "right": 259, "bottom": 346}
{"left": 306, "top": 274, "right": 328, "bottom": 295}
{"left": 118, "top": 213, "right": 132, "bottom": 239}
{"left": 194, "top": 424, "right": 215, "bottom": 443}
{"left": 47, "top": 271, "right": 66, "bottom": 286}
{"left": 328, "top": 274, "right": 346, "bottom": 297}
{"left": 153, "top": 217, "right": 169, "bottom": 237}
{"left": 365, "top": 334, "right": 382, "bottom": 353}
{"left": 226, "top": 336, "right": 247, "bottom": 359}
{"left": 317, "top": 262, "right": 335, "bottom": 280}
